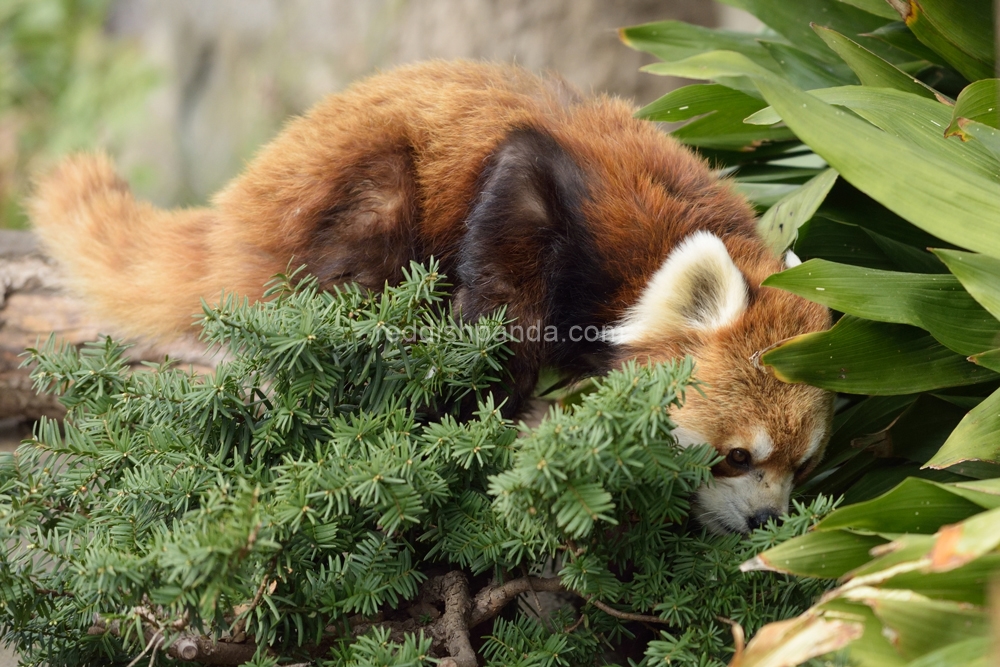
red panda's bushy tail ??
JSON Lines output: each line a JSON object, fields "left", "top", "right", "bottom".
{"left": 28, "top": 153, "right": 218, "bottom": 339}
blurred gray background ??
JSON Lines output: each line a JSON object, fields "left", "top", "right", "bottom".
{"left": 99, "top": 0, "right": 758, "bottom": 208}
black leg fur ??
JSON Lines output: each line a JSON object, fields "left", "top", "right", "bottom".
{"left": 454, "top": 127, "right": 617, "bottom": 415}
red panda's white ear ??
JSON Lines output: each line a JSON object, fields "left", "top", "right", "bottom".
{"left": 610, "top": 231, "right": 748, "bottom": 344}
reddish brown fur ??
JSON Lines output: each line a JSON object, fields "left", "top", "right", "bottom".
{"left": 29, "top": 61, "right": 832, "bottom": 529}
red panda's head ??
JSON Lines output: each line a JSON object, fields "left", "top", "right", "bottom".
{"left": 609, "top": 231, "right": 834, "bottom": 534}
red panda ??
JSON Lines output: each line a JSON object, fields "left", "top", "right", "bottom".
{"left": 28, "top": 60, "right": 833, "bottom": 534}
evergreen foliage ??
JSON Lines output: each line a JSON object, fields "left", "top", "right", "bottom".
{"left": 0, "top": 263, "right": 831, "bottom": 666}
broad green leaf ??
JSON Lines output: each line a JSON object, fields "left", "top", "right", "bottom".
{"left": 902, "top": 637, "right": 991, "bottom": 667}
{"left": 846, "top": 533, "right": 935, "bottom": 578}
{"left": 742, "top": 529, "right": 886, "bottom": 577}
{"left": 927, "top": 505, "right": 1000, "bottom": 571}
{"left": 756, "top": 168, "right": 838, "bottom": 252}
{"left": 862, "top": 229, "right": 947, "bottom": 274}
{"left": 794, "top": 217, "right": 899, "bottom": 270}
{"left": 733, "top": 163, "right": 827, "bottom": 184}
{"left": 730, "top": 0, "right": 896, "bottom": 62}
{"left": 970, "top": 351, "right": 1000, "bottom": 376}
{"left": 906, "top": 0, "right": 995, "bottom": 73}
{"left": 619, "top": 21, "right": 776, "bottom": 69}
{"left": 671, "top": 102, "right": 796, "bottom": 150}
{"left": 813, "top": 25, "right": 938, "bottom": 98}
{"left": 835, "top": 0, "right": 900, "bottom": 20}
{"left": 862, "top": 21, "right": 945, "bottom": 65}
{"left": 926, "top": 385, "right": 1000, "bottom": 469}
{"left": 735, "top": 182, "right": 800, "bottom": 207}
{"left": 761, "top": 316, "right": 996, "bottom": 394}
{"left": 895, "top": 0, "right": 995, "bottom": 81}
{"left": 818, "top": 180, "right": 950, "bottom": 251}
{"left": 634, "top": 83, "right": 759, "bottom": 122}
{"left": 848, "top": 394, "right": 968, "bottom": 464}
{"left": 759, "top": 40, "right": 858, "bottom": 89}
{"left": 763, "top": 260, "right": 1000, "bottom": 355}
{"left": 799, "top": 395, "right": 918, "bottom": 494}
{"left": 696, "top": 141, "right": 805, "bottom": 168}
{"left": 960, "top": 120, "right": 1000, "bottom": 162}
{"left": 887, "top": 554, "right": 1000, "bottom": 605}
{"left": 945, "top": 80, "right": 1000, "bottom": 137}
{"left": 643, "top": 52, "right": 1000, "bottom": 257}
{"left": 842, "top": 464, "right": 967, "bottom": 505}
{"left": 943, "top": 479, "right": 1000, "bottom": 509}
{"left": 817, "top": 599, "right": 908, "bottom": 666}
{"left": 732, "top": 608, "right": 865, "bottom": 667}
{"left": 934, "top": 249, "right": 1000, "bottom": 321}
{"left": 828, "top": 394, "right": 918, "bottom": 455}
{"left": 744, "top": 86, "right": 1000, "bottom": 182}
{"left": 816, "top": 477, "right": 986, "bottom": 533}
{"left": 853, "top": 592, "right": 989, "bottom": 661}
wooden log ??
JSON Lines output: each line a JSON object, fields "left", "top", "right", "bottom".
{"left": 0, "top": 229, "right": 214, "bottom": 422}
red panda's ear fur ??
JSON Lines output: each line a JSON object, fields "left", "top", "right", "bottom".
{"left": 610, "top": 231, "right": 748, "bottom": 344}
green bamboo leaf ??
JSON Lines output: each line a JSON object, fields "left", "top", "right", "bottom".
{"left": 759, "top": 40, "right": 859, "bottom": 89}
{"left": 848, "top": 394, "right": 969, "bottom": 465}
{"left": 891, "top": 0, "right": 995, "bottom": 81}
{"left": 970, "top": 348, "right": 1000, "bottom": 372}
{"left": 634, "top": 83, "right": 759, "bottom": 122}
{"left": 846, "top": 533, "right": 935, "bottom": 579}
{"left": 862, "top": 229, "right": 947, "bottom": 274}
{"left": 816, "top": 477, "right": 987, "bottom": 533}
{"left": 728, "top": 0, "right": 896, "bottom": 62}
{"left": 853, "top": 592, "right": 988, "bottom": 661}
{"left": 933, "top": 249, "right": 1000, "bottom": 321}
{"left": 761, "top": 315, "right": 996, "bottom": 394}
{"left": 945, "top": 79, "right": 1000, "bottom": 139}
{"left": 926, "top": 385, "right": 1000, "bottom": 469}
{"left": 818, "top": 181, "right": 953, "bottom": 251}
{"left": 742, "top": 529, "right": 886, "bottom": 577}
{"left": 886, "top": 554, "right": 1000, "bottom": 606}
{"left": 925, "top": 505, "right": 1000, "bottom": 572}
{"left": 643, "top": 52, "right": 1000, "bottom": 257}
{"left": 818, "top": 599, "right": 908, "bottom": 667}
{"left": 619, "top": 21, "right": 776, "bottom": 69}
{"left": 902, "top": 637, "right": 991, "bottom": 667}
{"left": 795, "top": 217, "right": 901, "bottom": 271}
{"left": 812, "top": 25, "right": 939, "bottom": 98}
{"left": 835, "top": 0, "right": 900, "bottom": 20}
{"left": 959, "top": 120, "right": 1000, "bottom": 162}
{"left": 672, "top": 104, "right": 796, "bottom": 150}
{"left": 941, "top": 478, "right": 1000, "bottom": 509}
{"left": 744, "top": 86, "right": 1000, "bottom": 181}
{"left": 735, "top": 182, "right": 801, "bottom": 207}
{"left": 862, "top": 21, "right": 945, "bottom": 65}
{"left": 733, "top": 163, "right": 827, "bottom": 184}
{"left": 756, "top": 168, "right": 838, "bottom": 252}
{"left": 907, "top": 0, "right": 996, "bottom": 71}
{"left": 763, "top": 259, "right": 1000, "bottom": 355}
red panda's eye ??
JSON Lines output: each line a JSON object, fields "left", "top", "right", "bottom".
{"left": 726, "top": 448, "right": 751, "bottom": 469}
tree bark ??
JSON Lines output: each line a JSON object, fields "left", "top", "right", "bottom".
{"left": 0, "top": 229, "right": 213, "bottom": 422}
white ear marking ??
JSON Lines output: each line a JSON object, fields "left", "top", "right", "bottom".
{"left": 785, "top": 250, "right": 802, "bottom": 267}
{"left": 611, "top": 231, "right": 748, "bottom": 345}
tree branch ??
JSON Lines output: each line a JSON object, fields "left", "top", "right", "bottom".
{"left": 90, "top": 572, "right": 671, "bottom": 666}
{"left": 469, "top": 575, "right": 565, "bottom": 628}
{"left": 587, "top": 598, "right": 671, "bottom": 626}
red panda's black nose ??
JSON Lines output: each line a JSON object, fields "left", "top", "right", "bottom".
{"left": 746, "top": 509, "right": 781, "bottom": 531}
